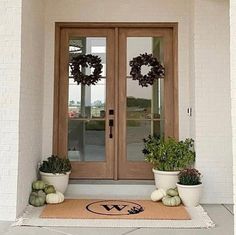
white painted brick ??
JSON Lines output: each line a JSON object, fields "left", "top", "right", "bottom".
{"left": 16, "top": 0, "right": 45, "bottom": 218}
{"left": 0, "top": 194, "right": 17, "bottom": 207}
{"left": 0, "top": 206, "right": 16, "bottom": 221}
{"left": 0, "top": 0, "right": 22, "bottom": 221}
{"left": 191, "top": 0, "right": 232, "bottom": 204}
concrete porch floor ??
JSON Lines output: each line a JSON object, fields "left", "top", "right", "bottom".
{"left": 0, "top": 204, "right": 233, "bottom": 235}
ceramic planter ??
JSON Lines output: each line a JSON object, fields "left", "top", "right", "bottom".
{"left": 152, "top": 169, "right": 180, "bottom": 191}
{"left": 40, "top": 171, "right": 71, "bottom": 194}
{"left": 176, "top": 183, "right": 203, "bottom": 207}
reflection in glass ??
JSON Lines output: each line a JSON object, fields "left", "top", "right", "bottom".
{"left": 68, "top": 37, "right": 106, "bottom": 119}
{"left": 68, "top": 37, "right": 107, "bottom": 161}
{"left": 127, "top": 121, "right": 163, "bottom": 161}
{"left": 126, "top": 37, "right": 165, "bottom": 161}
{"left": 68, "top": 120, "right": 105, "bottom": 161}
{"left": 68, "top": 79, "right": 106, "bottom": 118}
{"left": 126, "top": 37, "right": 164, "bottom": 119}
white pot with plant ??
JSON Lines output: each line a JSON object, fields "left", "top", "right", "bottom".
{"left": 176, "top": 168, "right": 203, "bottom": 207}
{"left": 39, "top": 155, "right": 72, "bottom": 194}
{"left": 143, "top": 137, "right": 195, "bottom": 191}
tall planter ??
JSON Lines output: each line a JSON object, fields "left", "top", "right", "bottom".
{"left": 153, "top": 169, "right": 179, "bottom": 191}
{"left": 40, "top": 171, "right": 71, "bottom": 194}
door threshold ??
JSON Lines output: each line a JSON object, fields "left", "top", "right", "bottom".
{"left": 65, "top": 181, "right": 156, "bottom": 199}
{"left": 69, "top": 179, "right": 154, "bottom": 185}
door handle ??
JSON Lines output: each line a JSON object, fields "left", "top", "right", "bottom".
{"left": 109, "top": 119, "right": 114, "bottom": 138}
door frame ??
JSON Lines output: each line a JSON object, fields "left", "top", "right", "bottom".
{"left": 53, "top": 22, "right": 178, "bottom": 180}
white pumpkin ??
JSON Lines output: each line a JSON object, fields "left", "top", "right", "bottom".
{"left": 46, "top": 191, "right": 64, "bottom": 204}
{"left": 151, "top": 189, "right": 166, "bottom": 202}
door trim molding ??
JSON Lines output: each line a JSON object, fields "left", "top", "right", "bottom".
{"left": 56, "top": 22, "right": 178, "bottom": 29}
{"left": 53, "top": 22, "right": 179, "bottom": 179}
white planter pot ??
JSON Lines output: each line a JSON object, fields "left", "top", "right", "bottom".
{"left": 40, "top": 171, "right": 71, "bottom": 194}
{"left": 152, "top": 169, "right": 179, "bottom": 191}
{"left": 176, "top": 183, "right": 203, "bottom": 207}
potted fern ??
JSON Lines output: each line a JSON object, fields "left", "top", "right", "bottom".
{"left": 39, "top": 155, "right": 72, "bottom": 193}
{"left": 143, "top": 136, "right": 195, "bottom": 190}
{"left": 176, "top": 168, "right": 203, "bottom": 207}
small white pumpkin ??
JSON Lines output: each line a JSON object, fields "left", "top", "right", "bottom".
{"left": 162, "top": 195, "right": 181, "bottom": 207}
{"left": 46, "top": 191, "right": 64, "bottom": 204}
{"left": 151, "top": 189, "right": 166, "bottom": 202}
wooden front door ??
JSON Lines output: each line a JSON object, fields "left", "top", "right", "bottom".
{"left": 54, "top": 23, "right": 178, "bottom": 180}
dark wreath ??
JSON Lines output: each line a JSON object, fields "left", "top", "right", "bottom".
{"left": 129, "top": 53, "right": 165, "bottom": 87}
{"left": 70, "top": 54, "right": 103, "bottom": 86}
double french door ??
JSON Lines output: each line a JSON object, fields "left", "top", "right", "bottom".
{"left": 54, "top": 23, "right": 178, "bottom": 180}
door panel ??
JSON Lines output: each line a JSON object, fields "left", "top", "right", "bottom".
{"left": 58, "top": 28, "right": 115, "bottom": 179}
{"left": 118, "top": 28, "right": 175, "bottom": 179}
{"left": 55, "top": 24, "right": 177, "bottom": 180}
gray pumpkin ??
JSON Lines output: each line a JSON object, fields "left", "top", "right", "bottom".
{"left": 29, "top": 190, "right": 46, "bottom": 207}
{"left": 162, "top": 195, "right": 181, "bottom": 207}
{"left": 32, "top": 180, "right": 46, "bottom": 190}
{"left": 44, "top": 185, "right": 56, "bottom": 194}
{"left": 166, "top": 188, "right": 179, "bottom": 197}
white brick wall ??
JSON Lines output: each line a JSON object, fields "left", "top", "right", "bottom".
{"left": 0, "top": 0, "right": 44, "bottom": 220}
{"left": 17, "top": 0, "right": 45, "bottom": 217}
{"left": 192, "top": 0, "right": 232, "bottom": 203}
{"left": 0, "top": 0, "right": 22, "bottom": 221}
{"left": 43, "top": 0, "right": 233, "bottom": 203}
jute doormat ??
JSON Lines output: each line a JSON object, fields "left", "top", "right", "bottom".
{"left": 40, "top": 199, "right": 190, "bottom": 220}
{"left": 12, "top": 201, "right": 215, "bottom": 228}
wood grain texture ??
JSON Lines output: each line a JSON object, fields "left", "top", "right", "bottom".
{"left": 53, "top": 23, "right": 60, "bottom": 155}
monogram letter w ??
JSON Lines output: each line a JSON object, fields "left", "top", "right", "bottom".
{"left": 101, "top": 204, "right": 127, "bottom": 211}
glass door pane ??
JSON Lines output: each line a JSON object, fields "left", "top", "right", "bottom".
{"left": 68, "top": 37, "right": 107, "bottom": 162}
{"left": 126, "top": 37, "right": 164, "bottom": 162}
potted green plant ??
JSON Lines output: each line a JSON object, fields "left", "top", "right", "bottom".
{"left": 39, "top": 155, "right": 72, "bottom": 193}
{"left": 143, "top": 136, "right": 195, "bottom": 190}
{"left": 176, "top": 168, "right": 203, "bottom": 207}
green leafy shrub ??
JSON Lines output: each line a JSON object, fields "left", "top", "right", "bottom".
{"left": 178, "top": 168, "right": 201, "bottom": 185}
{"left": 143, "top": 136, "right": 195, "bottom": 171}
{"left": 39, "top": 155, "right": 71, "bottom": 174}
